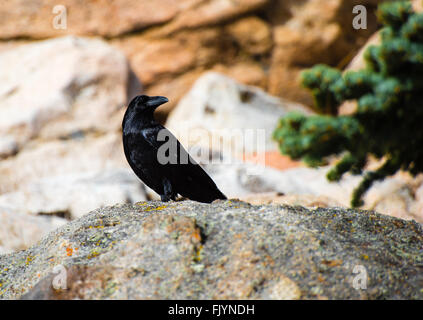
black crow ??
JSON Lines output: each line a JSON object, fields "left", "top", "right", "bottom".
{"left": 122, "top": 95, "right": 227, "bottom": 203}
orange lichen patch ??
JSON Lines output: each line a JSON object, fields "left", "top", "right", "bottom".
{"left": 321, "top": 259, "right": 343, "bottom": 267}
{"left": 191, "top": 229, "right": 202, "bottom": 242}
{"left": 66, "top": 247, "right": 73, "bottom": 257}
{"left": 241, "top": 151, "right": 303, "bottom": 170}
{"left": 266, "top": 256, "right": 276, "bottom": 267}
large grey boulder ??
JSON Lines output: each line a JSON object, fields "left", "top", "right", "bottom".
{"left": 1, "top": 200, "right": 421, "bottom": 300}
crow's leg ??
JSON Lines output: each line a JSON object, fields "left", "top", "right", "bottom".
{"left": 160, "top": 194, "right": 171, "bottom": 202}
{"left": 160, "top": 178, "right": 175, "bottom": 202}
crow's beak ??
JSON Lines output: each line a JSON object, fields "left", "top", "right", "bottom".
{"left": 146, "top": 96, "right": 169, "bottom": 109}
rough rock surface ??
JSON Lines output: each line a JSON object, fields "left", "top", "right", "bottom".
{"left": 0, "top": 200, "right": 422, "bottom": 300}
{"left": 240, "top": 192, "right": 343, "bottom": 209}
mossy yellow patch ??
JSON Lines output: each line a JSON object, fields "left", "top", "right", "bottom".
{"left": 144, "top": 205, "right": 168, "bottom": 212}
{"left": 25, "top": 255, "right": 34, "bottom": 266}
{"left": 87, "top": 249, "right": 100, "bottom": 259}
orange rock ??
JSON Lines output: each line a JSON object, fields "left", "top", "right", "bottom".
{"left": 242, "top": 151, "right": 303, "bottom": 170}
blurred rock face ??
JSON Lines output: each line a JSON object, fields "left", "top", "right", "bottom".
{"left": 0, "top": 36, "right": 137, "bottom": 159}
{"left": 0, "top": 0, "right": 268, "bottom": 38}
{"left": 0, "top": 37, "right": 146, "bottom": 253}
{"left": 0, "top": 0, "right": 383, "bottom": 113}
{"left": 0, "top": 208, "right": 66, "bottom": 255}
{"left": 166, "top": 72, "right": 311, "bottom": 155}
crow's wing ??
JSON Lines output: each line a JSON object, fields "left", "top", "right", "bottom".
{"left": 172, "top": 157, "right": 227, "bottom": 203}
{"left": 143, "top": 125, "right": 226, "bottom": 202}
{"left": 140, "top": 125, "right": 180, "bottom": 164}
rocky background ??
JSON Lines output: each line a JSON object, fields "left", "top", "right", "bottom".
{"left": 0, "top": 0, "right": 422, "bottom": 260}
{"left": 0, "top": 0, "right": 382, "bottom": 111}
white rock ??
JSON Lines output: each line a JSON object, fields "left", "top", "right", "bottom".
{"left": 166, "top": 72, "right": 311, "bottom": 157}
{"left": 0, "top": 36, "right": 140, "bottom": 157}
{"left": 0, "top": 168, "right": 146, "bottom": 220}
{"left": 0, "top": 36, "right": 146, "bottom": 224}
{"left": 0, "top": 136, "right": 17, "bottom": 158}
{"left": 202, "top": 158, "right": 359, "bottom": 205}
{"left": 0, "top": 133, "right": 126, "bottom": 194}
{"left": 0, "top": 207, "right": 67, "bottom": 254}
{"left": 209, "top": 158, "right": 423, "bottom": 223}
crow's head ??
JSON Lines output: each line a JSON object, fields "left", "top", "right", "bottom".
{"left": 128, "top": 95, "right": 169, "bottom": 113}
